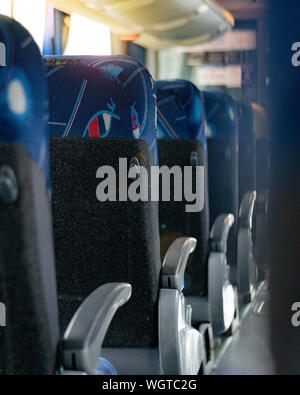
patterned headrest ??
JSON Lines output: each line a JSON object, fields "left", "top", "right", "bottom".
{"left": 47, "top": 62, "right": 131, "bottom": 140}
{"left": 0, "top": 16, "right": 49, "bottom": 186}
{"left": 156, "top": 79, "right": 207, "bottom": 151}
{"left": 203, "top": 91, "right": 238, "bottom": 140}
{"left": 46, "top": 55, "right": 158, "bottom": 163}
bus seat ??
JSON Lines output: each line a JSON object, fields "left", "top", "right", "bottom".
{"left": 156, "top": 79, "right": 209, "bottom": 296}
{"left": 203, "top": 91, "right": 239, "bottom": 271}
{"left": 236, "top": 101, "right": 259, "bottom": 287}
{"left": 156, "top": 79, "right": 237, "bottom": 338}
{"left": 156, "top": 79, "right": 207, "bottom": 150}
{"left": 236, "top": 102, "right": 256, "bottom": 205}
{"left": 45, "top": 54, "right": 158, "bottom": 164}
{"left": 251, "top": 102, "right": 270, "bottom": 280}
{"left": 0, "top": 16, "right": 131, "bottom": 375}
{"left": 251, "top": 102, "right": 269, "bottom": 202}
{"left": 46, "top": 57, "right": 206, "bottom": 375}
{"left": 204, "top": 92, "right": 257, "bottom": 302}
{"left": 0, "top": 15, "right": 59, "bottom": 375}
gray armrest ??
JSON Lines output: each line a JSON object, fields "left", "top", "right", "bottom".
{"left": 62, "top": 283, "right": 132, "bottom": 375}
{"left": 161, "top": 237, "right": 197, "bottom": 292}
{"left": 210, "top": 214, "right": 234, "bottom": 253}
{"left": 239, "top": 191, "right": 257, "bottom": 229}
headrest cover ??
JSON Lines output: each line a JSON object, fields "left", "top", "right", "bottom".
{"left": 46, "top": 62, "right": 132, "bottom": 143}
{"left": 156, "top": 79, "right": 207, "bottom": 150}
{"left": 203, "top": 91, "right": 238, "bottom": 140}
{"left": 46, "top": 55, "right": 158, "bottom": 163}
{"left": 0, "top": 16, "right": 49, "bottom": 186}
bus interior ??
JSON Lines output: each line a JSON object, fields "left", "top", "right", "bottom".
{"left": 0, "top": 0, "right": 299, "bottom": 376}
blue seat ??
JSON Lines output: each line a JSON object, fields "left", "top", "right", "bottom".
{"left": 0, "top": 17, "right": 131, "bottom": 375}
{"left": 47, "top": 61, "right": 132, "bottom": 140}
{"left": 204, "top": 91, "right": 238, "bottom": 138}
{"left": 156, "top": 80, "right": 237, "bottom": 337}
{"left": 0, "top": 15, "right": 59, "bottom": 374}
{"left": 0, "top": 16, "right": 50, "bottom": 187}
{"left": 251, "top": 103, "right": 270, "bottom": 281}
{"left": 46, "top": 55, "right": 158, "bottom": 163}
{"left": 236, "top": 101, "right": 256, "bottom": 206}
{"left": 204, "top": 91, "right": 239, "bottom": 268}
{"left": 204, "top": 92, "right": 257, "bottom": 301}
{"left": 156, "top": 79, "right": 209, "bottom": 295}
{"left": 156, "top": 79, "right": 206, "bottom": 151}
{"left": 47, "top": 57, "right": 206, "bottom": 374}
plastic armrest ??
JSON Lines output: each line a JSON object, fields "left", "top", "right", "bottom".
{"left": 239, "top": 191, "right": 257, "bottom": 229}
{"left": 62, "top": 283, "right": 132, "bottom": 375}
{"left": 210, "top": 214, "right": 235, "bottom": 254}
{"left": 161, "top": 237, "right": 197, "bottom": 292}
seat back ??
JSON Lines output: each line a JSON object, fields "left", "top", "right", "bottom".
{"left": 251, "top": 103, "right": 270, "bottom": 276}
{"left": 251, "top": 103, "right": 270, "bottom": 196}
{"left": 0, "top": 17, "right": 59, "bottom": 374}
{"left": 156, "top": 79, "right": 209, "bottom": 296}
{"left": 46, "top": 55, "right": 158, "bottom": 163}
{"left": 203, "top": 91, "right": 239, "bottom": 269}
{"left": 46, "top": 58, "right": 161, "bottom": 347}
{"left": 236, "top": 101, "right": 256, "bottom": 205}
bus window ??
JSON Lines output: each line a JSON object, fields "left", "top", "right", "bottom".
{"left": 43, "top": 4, "right": 71, "bottom": 55}
{"left": 0, "top": 0, "right": 12, "bottom": 17}
{"left": 64, "top": 14, "right": 111, "bottom": 56}
{"left": 13, "top": 0, "right": 47, "bottom": 50}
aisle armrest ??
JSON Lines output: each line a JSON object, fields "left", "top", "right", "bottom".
{"left": 239, "top": 191, "right": 257, "bottom": 229}
{"left": 62, "top": 283, "right": 132, "bottom": 375}
{"left": 210, "top": 214, "right": 235, "bottom": 253}
{"left": 161, "top": 237, "right": 197, "bottom": 292}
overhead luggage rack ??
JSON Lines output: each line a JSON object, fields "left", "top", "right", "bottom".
{"left": 50, "top": 0, "right": 234, "bottom": 48}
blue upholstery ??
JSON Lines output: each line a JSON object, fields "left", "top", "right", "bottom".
{"left": 156, "top": 79, "right": 206, "bottom": 151}
{"left": 0, "top": 16, "right": 50, "bottom": 186}
{"left": 203, "top": 91, "right": 238, "bottom": 140}
{"left": 46, "top": 55, "right": 158, "bottom": 163}
{"left": 47, "top": 62, "right": 132, "bottom": 141}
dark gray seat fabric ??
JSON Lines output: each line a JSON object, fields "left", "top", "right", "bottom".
{"left": 207, "top": 136, "right": 238, "bottom": 273}
{"left": 236, "top": 101, "right": 256, "bottom": 206}
{"left": 251, "top": 103, "right": 270, "bottom": 198}
{"left": 158, "top": 139, "right": 209, "bottom": 296}
{"left": 206, "top": 137, "right": 238, "bottom": 231}
{"left": 50, "top": 138, "right": 161, "bottom": 347}
{"left": 155, "top": 81, "right": 238, "bottom": 336}
{"left": 0, "top": 146, "right": 59, "bottom": 375}
{"left": 156, "top": 80, "right": 209, "bottom": 296}
{"left": 251, "top": 104, "right": 270, "bottom": 278}
{"left": 46, "top": 56, "right": 161, "bottom": 348}
{"left": 204, "top": 92, "right": 239, "bottom": 280}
